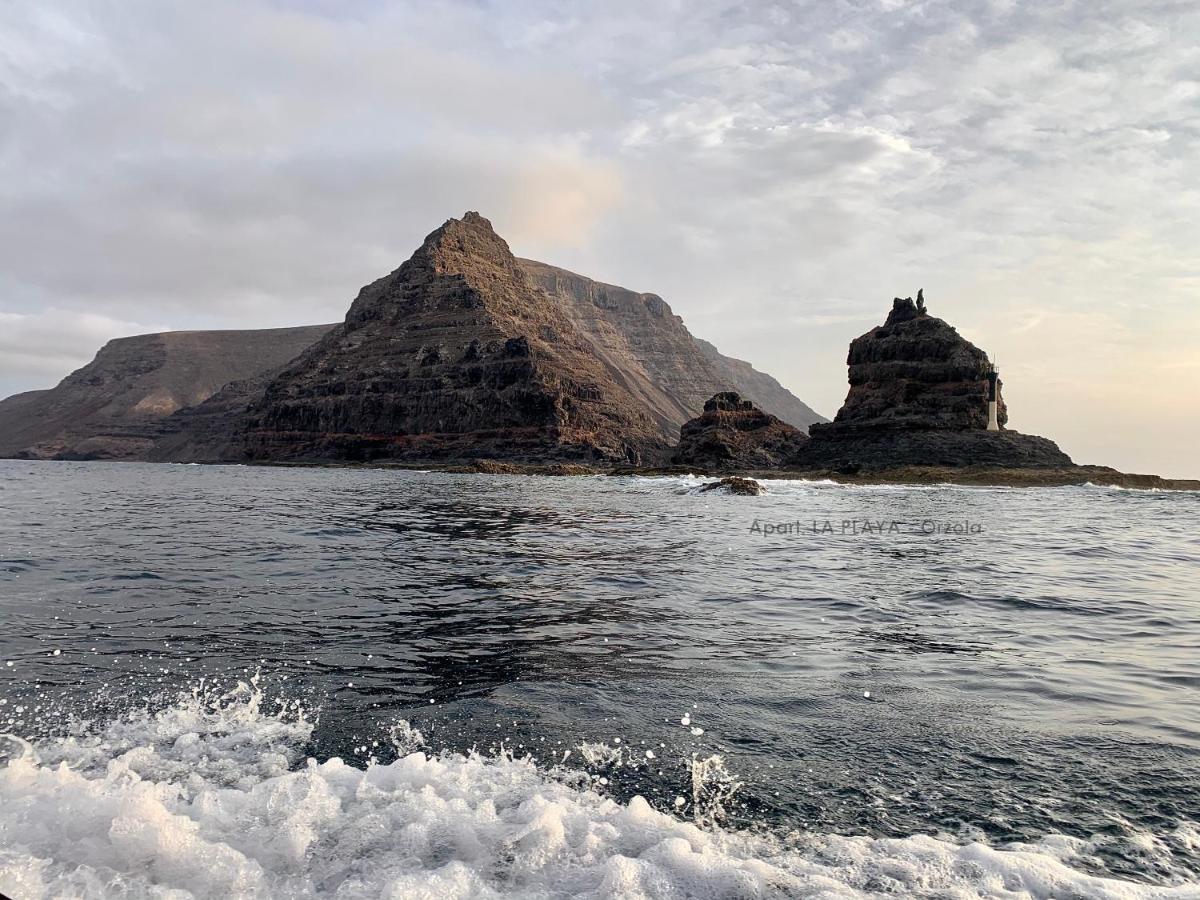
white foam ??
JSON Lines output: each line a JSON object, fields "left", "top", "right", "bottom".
{"left": 0, "top": 681, "right": 1196, "bottom": 899}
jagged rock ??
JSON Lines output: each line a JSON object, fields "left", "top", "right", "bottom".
{"left": 798, "top": 295, "right": 1072, "bottom": 469}
{"left": 243, "top": 213, "right": 671, "bottom": 464}
{"left": 673, "top": 392, "right": 809, "bottom": 470}
{"left": 699, "top": 476, "right": 765, "bottom": 495}
{"left": 0, "top": 325, "right": 334, "bottom": 460}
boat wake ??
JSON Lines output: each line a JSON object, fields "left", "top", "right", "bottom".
{"left": 0, "top": 678, "right": 1195, "bottom": 899}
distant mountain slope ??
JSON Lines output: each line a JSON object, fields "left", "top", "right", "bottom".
{"left": 519, "top": 257, "right": 824, "bottom": 433}
{"left": 0, "top": 325, "right": 335, "bottom": 460}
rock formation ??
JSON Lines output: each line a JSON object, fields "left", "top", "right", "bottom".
{"left": 673, "top": 392, "right": 810, "bottom": 470}
{"left": 242, "top": 213, "right": 672, "bottom": 464}
{"left": 699, "top": 476, "right": 765, "bottom": 496}
{"left": 798, "top": 295, "right": 1072, "bottom": 469}
{"left": 0, "top": 213, "right": 824, "bottom": 465}
{"left": 0, "top": 325, "right": 333, "bottom": 460}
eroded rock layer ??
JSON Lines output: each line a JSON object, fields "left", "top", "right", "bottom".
{"left": 825, "top": 296, "right": 1005, "bottom": 432}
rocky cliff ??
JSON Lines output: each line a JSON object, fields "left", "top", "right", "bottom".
{"left": 519, "top": 260, "right": 825, "bottom": 435}
{"left": 673, "top": 392, "right": 809, "bottom": 470}
{"left": 242, "top": 213, "right": 671, "bottom": 463}
{"left": 799, "top": 295, "right": 1072, "bottom": 469}
{"left": 0, "top": 213, "right": 825, "bottom": 465}
{"left": 0, "top": 325, "right": 334, "bottom": 460}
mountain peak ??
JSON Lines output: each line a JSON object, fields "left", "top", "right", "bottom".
{"left": 418, "top": 210, "right": 515, "bottom": 271}
{"left": 460, "top": 210, "right": 493, "bottom": 228}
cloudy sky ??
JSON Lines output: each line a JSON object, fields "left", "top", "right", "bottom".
{"left": 2, "top": 0, "right": 1198, "bottom": 475}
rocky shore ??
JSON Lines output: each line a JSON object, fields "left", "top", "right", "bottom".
{"left": 242, "top": 458, "right": 1200, "bottom": 491}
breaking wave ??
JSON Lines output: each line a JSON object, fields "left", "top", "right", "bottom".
{"left": 1, "top": 679, "right": 1196, "bottom": 899}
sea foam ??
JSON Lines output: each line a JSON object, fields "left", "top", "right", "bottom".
{"left": 0, "top": 680, "right": 1195, "bottom": 899}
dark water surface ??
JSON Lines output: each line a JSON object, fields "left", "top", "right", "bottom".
{"left": 1, "top": 460, "right": 1199, "bottom": 890}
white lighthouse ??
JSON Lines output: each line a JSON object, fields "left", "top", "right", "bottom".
{"left": 986, "top": 364, "right": 1001, "bottom": 431}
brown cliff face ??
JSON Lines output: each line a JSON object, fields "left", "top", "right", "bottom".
{"left": 243, "top": 213, "right": 669, "bottom": 464}
{"left": 673, "top": 392, "right": 809, "bottom": 470}
{"left": 0, "top": 325, "right": 334, "bottom": 460}
{"left": 800, "top": 295, "right": 1072, "bottom": 469}
{"left": 519, "top": 260, "right": 826, "bottom": 436}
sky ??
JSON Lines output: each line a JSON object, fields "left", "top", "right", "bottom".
{"left": 1, "top": 1, "right": 1198, "bottom": 477}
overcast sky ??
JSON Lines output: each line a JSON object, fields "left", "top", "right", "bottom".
{"left": 2, "top": 0, "right": 1198, "bottom": 475}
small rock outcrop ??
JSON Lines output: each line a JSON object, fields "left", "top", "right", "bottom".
{"left": 798, "top": 294, "right": 1072, "bottom": 469}
{"left": 699, "top": 476, "right": 765, "bottom": 496}
{"left": 673, "top": 392, "right": 810, "bottom": 470}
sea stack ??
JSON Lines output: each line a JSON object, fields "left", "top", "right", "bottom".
{"left": 797, "top": 293, "right": 1072, "bottom": 469}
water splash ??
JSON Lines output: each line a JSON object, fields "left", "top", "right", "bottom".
{"left": 1, "top": 681, "right": 1197, "bottom": 898}
{"left": 690, "top": 753, "right": 741, "bottom": 828}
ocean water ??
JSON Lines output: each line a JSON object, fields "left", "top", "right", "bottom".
{"left": 1, "top": 460, "right": 1198, "bottom": 899}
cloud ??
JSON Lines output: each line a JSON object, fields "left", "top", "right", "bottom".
{"left": 0, "top": 308, "right": 167, "bottom": 394}
{"left": 0, "top": 1, "right": 623, "bottom": 326}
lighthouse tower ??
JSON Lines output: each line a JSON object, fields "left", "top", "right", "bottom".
{"left": 986, "top": 364, "right": 1001, "bottom": 431}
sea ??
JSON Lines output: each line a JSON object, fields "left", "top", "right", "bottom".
{"left": 1, "top": 459, "right": 1198, "bottom": 899}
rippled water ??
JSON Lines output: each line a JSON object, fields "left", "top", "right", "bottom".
{"left": 1, "top": 460, "right": 1198, "bottom": 897}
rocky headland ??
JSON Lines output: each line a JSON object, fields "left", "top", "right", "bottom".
{"left": 0, "top": 213, "right": 822, "bottom": 464}
{"left": 1, "top": 220, "right": 1192, "bottom": 489}
{"left": 240, "top": 212, "right": 672, "bottom": 464}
